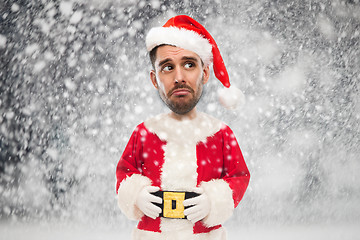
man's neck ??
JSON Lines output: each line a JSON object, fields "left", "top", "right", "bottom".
{"left": 169, "top": 108, "right": 198, "bottom": 121}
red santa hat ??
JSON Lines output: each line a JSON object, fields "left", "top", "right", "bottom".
{"left": 146, "top": 15, "right": 245, "bottom": 109}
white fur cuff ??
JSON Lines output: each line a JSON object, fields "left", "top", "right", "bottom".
{"left": 201, "top": 179, "right": 234, "bottom": 227}
{"left": 117, "top": 174, "right": 152, "bottom": 220}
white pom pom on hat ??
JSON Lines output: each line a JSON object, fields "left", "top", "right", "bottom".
{"left": 146, "top": 15, "right": 245, "bottom": 109}
{"left": 217, "top": 85, "right": 246, "bottom": 109}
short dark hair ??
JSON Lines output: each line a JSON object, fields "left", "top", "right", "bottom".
{"left": 149, "top": 45, "right": 165, "bottom": 70}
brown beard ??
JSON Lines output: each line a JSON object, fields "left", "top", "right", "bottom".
{"left": 158, "top": 77, "right": 204, "bottom": 115}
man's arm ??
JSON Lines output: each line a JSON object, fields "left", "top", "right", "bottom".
{"left": 200, "top": 125, "right": 250, "bottom": 227}
{"left": 116, "top": 126, "right": 154, "bottom": 220}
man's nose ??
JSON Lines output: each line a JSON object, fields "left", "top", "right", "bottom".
{"left": 174, "top": 67, "right": 185, "bottom": 84}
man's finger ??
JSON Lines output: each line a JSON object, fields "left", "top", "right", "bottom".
{"left": 192, "top": 187, "right": 204, "bottom": 195}
{"left": 188, "top": 210, "right": 205, "bottom": 223}
{"left": 190, "top": 215, "right": 202, "bottom": 223}
{"left": 146, "top": 186, "right": 160, "bottom": 193}
{"left": 184, "top": 205, "right": 198, "bottom": 216}
{"left": 144, "top": 206, "right": 160, "bottom": 219}
{"left": 183, "top": 196, "right": 200, "bottom": 207}
{"left": 143, "top": 209, "right": 155, "bottom": 219}
{"left": 146, "top": 202, "right": 162, "bottom": 213}
{"left": 148, "top": 194, "right": 163, "bottom": 204}
{"left": 187, "top": 213, "right": 201, "bottom": 223}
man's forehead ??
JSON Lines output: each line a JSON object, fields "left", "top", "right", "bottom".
{"left": 155, "top": 45, "right": 202, "bottom": 64}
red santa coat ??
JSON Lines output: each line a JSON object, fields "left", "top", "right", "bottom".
{"left": 116, "top": 112, "right": 250, "bottom": 240}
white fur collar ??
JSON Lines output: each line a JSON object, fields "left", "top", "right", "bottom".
{"left": 144, "top": 112, "right": 222, "bottom": 144}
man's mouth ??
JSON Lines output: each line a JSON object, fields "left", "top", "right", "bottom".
{"left": 172, "top": 89, "right": 191, "bottom": 96}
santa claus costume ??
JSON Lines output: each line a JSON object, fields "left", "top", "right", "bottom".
{"left": 116, "top": 15, "right": 250, "bottom": 240}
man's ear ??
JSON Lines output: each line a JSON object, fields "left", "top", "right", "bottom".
{"left": 150, "top": 70, "right": 158, "bottom": 89}
{"left": 202, "top": 65, "right": 210, "bottom": 84}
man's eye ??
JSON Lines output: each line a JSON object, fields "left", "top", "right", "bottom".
{"left": 162, "top": 65, "right": 173, "bottom": 71}
{"left": 184, "top": 62, "right": 194, "bottom": 69}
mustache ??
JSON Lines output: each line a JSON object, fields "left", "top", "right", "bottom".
{"left": 168, "top": 84, "right": 194, "bottom": 97}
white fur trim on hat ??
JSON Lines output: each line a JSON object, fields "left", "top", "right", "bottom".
{"left": 146, "top": 26, "right": 213, "bottom": 66}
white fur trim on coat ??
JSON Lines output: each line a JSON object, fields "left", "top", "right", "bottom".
{"left": 145, "top": 112, "right": 223, "bottom": 235}
{"left": 146, "top": 26, "right": 213, "bottom": 66}
{"left": 117, "top": 174, "right": 152, "bottom": 220}
{"left": 132, "top": 226, "right": 227, "bottom": 240}
{"left": 201, "top": 179, "right": 234, "bottom": 227}
{"left": 144, "top": 112, "right": 222, "bottom": 192}
{"left": 144, "top": 112, "right": 222, "bottom": 145}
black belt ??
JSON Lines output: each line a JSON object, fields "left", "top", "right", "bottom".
{"left": 151, "top": 191, "right": 199, "bottom": 219}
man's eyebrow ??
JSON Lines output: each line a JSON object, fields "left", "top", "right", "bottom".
{"left": 157, "top": 56, "right": 200, "bottom": 68}
{"left": 181, "top": 56, "right": 199, "bottom": 62}
{"left": 157, "top": 58, "right": 172, "bottom": 68}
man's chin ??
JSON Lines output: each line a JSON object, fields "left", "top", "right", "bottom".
{"left": 169, "top": 102, "right": 197, "bottom": 114}
{"left": 169, "top": 107, "right": 194, "bottom": 115}
{"left": 160, "top": 92, "right": 201, "bottom": 115}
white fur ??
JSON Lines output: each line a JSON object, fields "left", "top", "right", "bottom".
{"left": 144, "top": 112, "right": 222, "bottom": 234}
{"left": 117, "top": 174, "right": 152, "bottom": 220}
{"left": 144, "top": 112, "right": 222, "bottom": 145}
{"left": 132, "top": 226, "right": 227, "bottom": 240}
{"left": 145, "top": 112, "right": 221, "bottom": 192}
{"left": 218, "top": 85, "right": 246, "bottom": 109}
{"left": 201, "top": 179, "right": 235, "bottom": 227}
{"left": 160, "top": 218, "right": 194, "bottom": 236}
{"left": 146, "top": 27, "right": 213, "bottom": 66}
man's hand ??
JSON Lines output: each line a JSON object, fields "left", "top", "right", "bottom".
{"left": 183, "top": 188, "right": 210, "bottom": 223}
{"left": 136, "top": 186, "right": 162, "bottom": 219}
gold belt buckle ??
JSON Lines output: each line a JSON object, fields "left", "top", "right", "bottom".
{"left": 151, "top": 190, "right": 200, "bottom": 219}
{"left": 163, "top": 191, "right": 186, "bottom": 218}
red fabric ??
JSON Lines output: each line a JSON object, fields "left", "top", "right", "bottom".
{"left": 138, "top": 215, "right": 162, "bottom": 233}
{"left": 193, "top": 221, "right": 221, "bottom": 234}
{"left": 116, "top": 122, "right": 250, "bottom": 234}
{"left": 116, "top": 123, "right": 165, "bottom": 193}
{"left": 196, "top": 125, "right": 250, "bottom": 208}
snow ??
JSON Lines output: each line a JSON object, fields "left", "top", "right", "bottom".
{"left": 24, "top": 43, "right": 39, "bottom": 56}
{"left": 59, "top": 1, "right": 73, "bottom": 16}
{"left": 1, "top": 223, "right": 359, "bottom": 240}
{"left": 33, "top": 61, "right": 46, "bottom": 73}
{"left": 255, "top": 33, "right": 281, "bottom": 63}
{"left": 5, "top": 111, "right": 15, "bottom": 120}
{"left": 11, "top": 3, "right": 20, "bottom": 12}
{"left": 1, "top": 0, "right": 359, "bottom": 238}
{"left": 227, "top": 224, "right": 360, "bottom": 240}
{"left": 150, "top": 0, "right": 161, "bottom": 9}
{"left": 317, "top": 15, "right": 336, "bottom": 41}
{"left": 64, "top": 78, "right": 77, "bottom": 91}
{"left": 0, "top": 34, "right": 6, "bottom": 48}
{"left": 206, "top": 102, "right": 217, "bottom": 112}
{"left": 271, "top": 64, "right": 307, "bottom": 94}
{"left": 46, "top": 148, "right": 59, "bottom": 160}
{"left": 70, "top": 11, "right": 83, "bottom": 25}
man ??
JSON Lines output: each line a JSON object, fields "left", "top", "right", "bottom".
{"left": 116, "top": 15, "right": 250, "bottom": 240}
